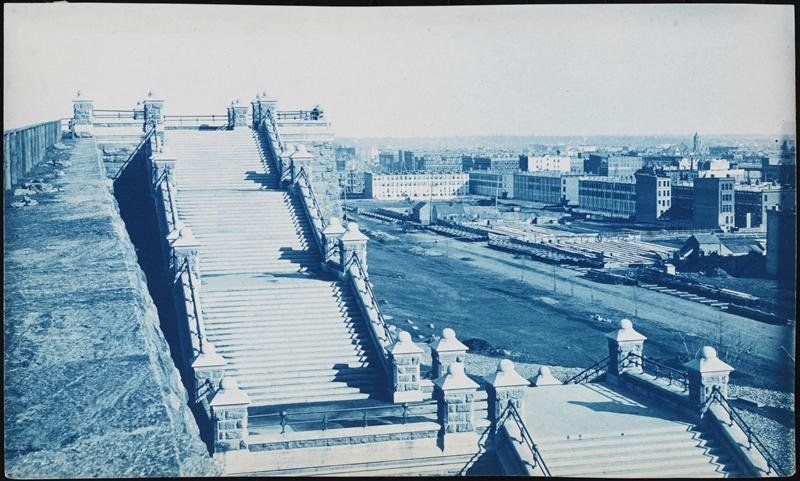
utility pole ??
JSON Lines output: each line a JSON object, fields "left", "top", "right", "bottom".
{"left": 552, "top": 264, "right": 557, "bottom": 293}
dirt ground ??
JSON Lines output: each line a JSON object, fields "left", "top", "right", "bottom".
{"left": 355, "top": 213, "right": 795, "bottom": 392}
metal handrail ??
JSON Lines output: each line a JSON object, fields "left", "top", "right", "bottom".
{"left": 249, "top": 399, "right": 437, "bottom": 434}
{"left": 275, "top": 109, "right": 324, "bottom": 121}
{"left": 295, "top": 167, "right": 326, "bottom": 241}
{"left": 112, "top": 126, "right": 156, "bottom": 179}
{"left": 175, "top": 257, "right": 205, "bottom": 355}
{"left": 707, "top": 386, "right": 784, "bottom": 476}
{"left": 564, "top": 355, "right": 610, "bottom": 384}
{"left": 345, "top": 251, "right": 394, "bottom": 349}
{"left": 501, "top": 402, "right": 551, "bottom": 476}
{"left": 623, "top": 352, "right": 689, "bottom": 391}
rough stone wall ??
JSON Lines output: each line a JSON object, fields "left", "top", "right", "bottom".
{"left": 394, "top": 355, "right": 421, "bottom": 392}
{"left": 4, "top": 138, "right": 220, "bottom": 477}
{"left": 307, "top": 141, "right": 342, "bottom": 221}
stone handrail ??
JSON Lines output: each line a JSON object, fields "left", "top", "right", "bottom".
{"left": 501, "top": 401, "right": 551, "bottom": 476}
{"left": 3, "top": 119, "right": 62, "bottom": 191}
{"left": 345, "top": 252, "right": 394, "bottom": 376}
{"left": 174, "top": 255, "right": 208, "bottom": 358}
{"left": 706, "top": 386, "right": 784, "bottom": 477}
{"left": 295, "top": 167, "right": 326, "bottom": 254}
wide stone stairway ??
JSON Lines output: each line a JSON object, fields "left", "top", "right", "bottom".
{"left": 522, "top": 383, "right": 745, "bottom": 477}
{"left": 167, "top": 128, "right": 382, "bottom": 408}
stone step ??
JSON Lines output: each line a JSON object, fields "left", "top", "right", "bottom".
{"left": 212, "top": 332, "right": 371, "bottom": 352}
{"left": 201, "top": 290, "right": 347, "bottom": 305}
{"left": 228, "top": 360, "right": 372, "bottom": 379}
{"left": 200, "top": 281, "right": 343, "bottom": 294}
{"left": 226, "top": 351, "right": 371, "bottom": 370}
{"left": 539, "top": 426, "right": 694, "bottom": 451}
{"left": 201, "top": 265, "right": 316, "bottom": 275}
{"left": 248, "top": 391, "right": 374, "bottom": 408}
{"left": 204, "top": 320, "right": 364, "bottom": 336}
{"left": 202, "top": 297, "right": 351, "bottom": 311}
{"left": 202, "top": 308, "right": 358, "bottom": 322}
{"left": 546, "top": 442, "right": 715, "bottom": 472}
{"left": 233, "top": 367, "right": 378, "bottom": 386}
{"left": 199, "top": 257, "right": 320, "bottom": 267}
{"left": 543, "top": 435, "right": 707, "bottom": 463}
{"left": 553, "top": 454, "right": 728, "bottom": 478}
{"left": 201, "top": 284, "right": 342, "bottom": 297}
{"left": 214, "top": 338, "right": 368, "bottom": 357}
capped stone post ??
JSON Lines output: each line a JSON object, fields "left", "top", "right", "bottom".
{"left": 227, "top": 99, "right": 248, "bottom": 129}
{"left": 279, "top": 144, "right": 295, "bottom": 184}
{"left": 389, "top": 331, "right": 424, "bottom": 403}
{"left": 71, "top": 90, "right": 94, "bottom": 138}
{"left": 532, "top": 366, "right": 562, "bottom": 387}
{"left": 171, "top": 226, "right": 202, "bottom": 275}
{"left": 485, "top": 359, "right": 529, "bottom": 437}
{"left": 684, "top": 346, "right": 734, "bottom": 414}
{"left": 606, "top": 318, "right": 646, "bottom": 384}
{"left": 430, "top": 328, "right": 468, "bottom": 379}
{"left": 252, "top": 91, "right": 277, "bottom": 128}
{"left": 322, "top": 216, "right": 347, "bottom": 269}
{"left": 339, "top": 221, "right": 369, "bottom": 275}
{"left": 290, "top": 143, "right": 314, "bottom": 183}
{"left": 433, "top": 361, "right": 480, "bottom": 451}
{"left": 209, "top": 377, "right": 251, "bottom": 453}
{"left": 191, "top": 341, "right": 227, "bottom": 403}
{"left": 251, "top": 93, "right": 263, "bottom": 128}
{"left": 142, "top": 90, "right": 165, "bottom": 132}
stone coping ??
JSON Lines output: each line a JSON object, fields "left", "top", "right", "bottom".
{"left": 247, "top": 420, "right": 440, "bottom": 445}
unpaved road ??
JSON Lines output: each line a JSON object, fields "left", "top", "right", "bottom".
{"left": 356, "top": 215, "right": 795, "bottom": 391}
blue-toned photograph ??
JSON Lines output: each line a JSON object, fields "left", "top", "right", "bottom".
{"left": 4, "top": 3, "right": 796, "bottom": 478}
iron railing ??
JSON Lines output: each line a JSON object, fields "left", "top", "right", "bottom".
{"left": 564, "top": 355, "right": 610, "bottom": 384}
{"left": 345, "top": 252, "right": 394, "bottom": 350}
{"left": 707, "top": 386, "right": 785, "bottom": 476}
{"left": 623, "top": 352, "right": 689, "bottom": 391}
{"left": 112, "top": 126, "right": 155, "bottom": 179}
{"left": 163, "top": 114, "right": 227, "bottom": 126}
{"left": 275, "top": 110, "right": 324, "bottom": 121}
{"left": 501, "top": 402, "right": 551, "bottom": 476}
{"left": 93, "top": 109, "right": 141, "bottom": 119}
{"left": 174, "top": 256, "right": 206, "bottom": 356}
{"left": 248, "top": 400, "right": 438, "bottom": 434}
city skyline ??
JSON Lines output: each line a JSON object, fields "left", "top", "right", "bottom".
{"left": 4, "top": 3, "right": 796, "bottom": 138}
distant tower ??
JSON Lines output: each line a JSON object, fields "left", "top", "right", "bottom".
{"left": 692, "top": 132, "right": 701, "bottom": 153}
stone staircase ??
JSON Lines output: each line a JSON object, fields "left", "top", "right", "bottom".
{"left": 167, "top": 128, "right": 383, "bottom": 408}
{"left": 538, "top": 425, "right": 744, "bottom": 478}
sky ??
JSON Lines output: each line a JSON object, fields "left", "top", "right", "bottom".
{"left": 3, "top": 3, "right": 796, "bottom": 138}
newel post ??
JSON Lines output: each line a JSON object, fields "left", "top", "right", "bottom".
{"left": 71, "top": 90, "right": 94, "bottom": 138}
{"left": 434, "top": 360, "right": 480, "bottom": 451}
{"left": 209, "top": 377, "right": 251, "bottom": 453}
{"left": 606, "top": 318, "right": 646, "bottom": 384}
{"left": 485, "top": 359, "right": 529, "bottom": 437}
{"left": 322, "top": 216, "right": 346, "bottom": 270}
{"left": 227, "top": 99, "right": 248, "bottom": 129}
{"left": 430, "top": 328, "right": 468, "bottom": 379}
{"left": 388, "top": 331, "right": 424, "bottom": 403}
{"left": 684, "top": 346, "right": 734, "bottom": 415}
{"left": 339, "top": 222, "right": 369, "bottom": 275}
{"left": 290, "top": 144, "right": 314, "bottom": 184}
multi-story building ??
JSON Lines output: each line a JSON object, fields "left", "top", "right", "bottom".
{"left": 670, "top": 181, "right": 695, "bottom": 220}
{"left": 766, "top": 206, "right": 797, "bottom": 287}
{"left": 468, "top": 171, "right": 515, "bottom": 198}
{"left": 518, "top": 154, "right": 571, "bottom": 173}
{"left": 693, "top": 176, "right": 735, "bottom": 231}
{"left": 734, "top": 184, "right": 792, "bottom": 229}
{"left": 576, "top": 176, "right": 637, "bottom": 219}
{"left": 513, "top": 172, "right": 580, "bottom": 206}
{"left": 341, "top": 170, "right": 365, "bottom": 195}
{"left": 378, "top": 150, "right": 399, "bottom": 172}
{"left": 335, "top": 146, "right": 356, "bottom": 172}
{"left": 363, "top": 172, "right": 469, "bottom": 200}
{"left": 634, "top": 171, "right": 672, "bottom": 223}
{"left": 585, "top": 154, "right": 644, "bottom": 177}
{"left": 399, "top": 150, "right": 415, "bottom": 171}
{"left": 415, "top": 154, "right": 463, "bottom": 172}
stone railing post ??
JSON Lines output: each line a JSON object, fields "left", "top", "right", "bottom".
{"left": 532, "top": 366, "right": 562, "bottom": 387}
{"left": 684, "top": 346, "right": 734, "bottom": 415}
{"left": 71, "top": 90, "right": 94, "bottom": 138}
{"left": 227, "top": 99, "right": 248, "bottom": 129}
{"left": 430, "top": 328, "right": 468, "bottom": 379}
{"left": 171, "top": 226, "right": 202, "bottom": 276}
{"left": 209, "top": 377, "right": 251, "bottom": 453}
{"left": 606, "top": 318, "right": 646, "bottom": 384}
{"left": 142, "top": 90, "right": 165, "bottom": 132}
{"left": 388, "top": 331, "right": 424, "bottom": 403}
{"left": 321, "top": 216, "right": 346, "bottom": 269}
{"left": 191, "top": 341, "right": 227, "bottom": 403}
{"left": 485, "top": 359, "right": 529, "bottom": 437}
{"left": 339, "top": 222, "right": 369, "bottom": 274}
{"left": 290, "top": 143, "right": 314, "bottom": 184}
{"left": 433, "top": 360, "right": 480, "bottom": 451}
{"left": 252, "top": 91, "right": 277, "bottom": 128}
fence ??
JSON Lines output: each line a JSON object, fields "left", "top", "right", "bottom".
{"left": 4, "top": 120, "right": 63, "bottom": 191}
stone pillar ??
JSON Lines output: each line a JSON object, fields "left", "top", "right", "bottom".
{"left": 532, "top": 366, "right": 562, "bottom": 387}
{"left": 191, "top": 341, "right": 227, "bottom": 402}
{"left": 684, "top": 346, "right": 734, "bottom": 414}
{"left": 321, "top": 216, "right": 346, "bottom": 269}
{"left": 388, "top": 331, "right": 424, "bottom": 403}
{"left": 171, "top": 226, "right": 202, "bottom": 275}
{"left": 290, "top": 143, "right": 314, "bottom": 183}
{"left": 606, "top": 319, "right": 646, "bottom": 384}
{"left": 433, "top": 361, "right": 480, "bottom": 451}
{"left": 251, "top": 93, "right": 263, "bottom": 128}
{"left": 209, "top": 377, "right": 251, "bottom": 452}
{"left": 227, "top": 99, "right": 248, "bottom": 129}
{"left": 142, "top": 90, "right": 165, "bottom": 132}
{"left": 252, "top": 91, "right": 277, "bottom": 128}
{"left": 339, "top": 221, "right": 369, "bottom": 274}
{"left": 71, "top": 90, "right": 94, "bottom": 138}
{"left": 430, "top": 328, "right": 468, "bottom": 379}
{"left": 485, "top": 359, "right": 529, "bottom": 437}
